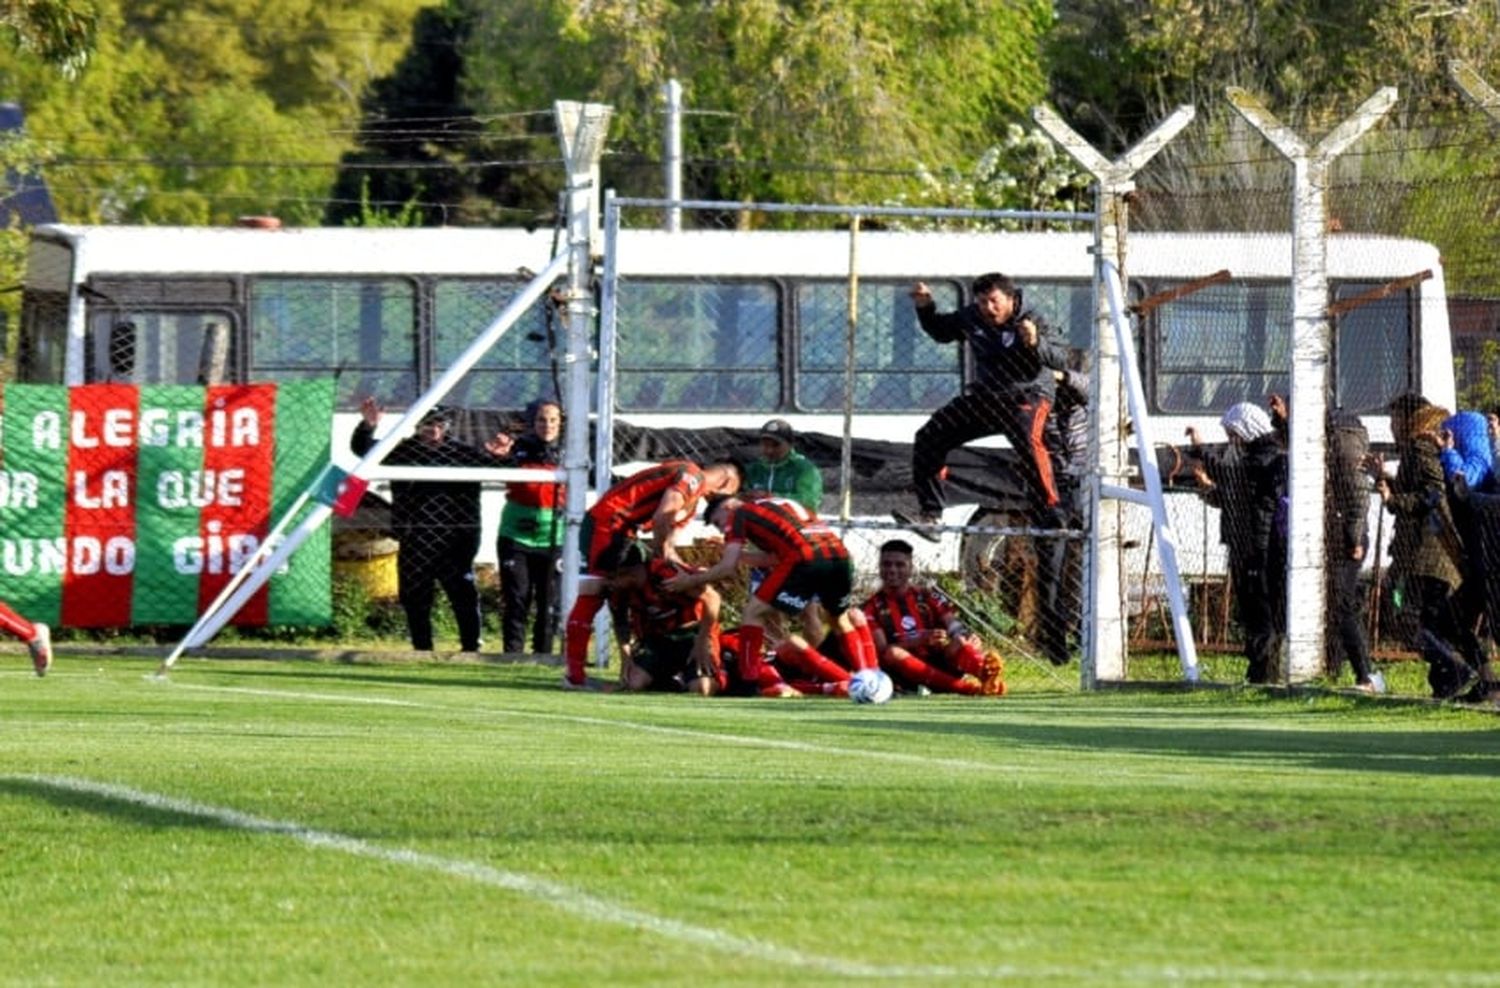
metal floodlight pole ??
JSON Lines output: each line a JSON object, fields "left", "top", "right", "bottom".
{"left": 662, "top": 79, "right": 683, "bottom": 232}
{"left": 555, "top": 101, "right": 614, "bottom": 667}
{"left": 1227, "top": 85, "right": 1397, "bottom": 685}
{"left": 1032, "top": 103, "right": 1195, "bottom": 687}
{"left": 840, "top": 217, "right": 860, "bottom": 523}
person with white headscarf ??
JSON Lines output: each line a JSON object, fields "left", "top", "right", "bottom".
{"left": 1186, "top": 401, "right": 1287, "bottom": 684}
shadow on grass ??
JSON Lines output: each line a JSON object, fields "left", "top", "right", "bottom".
{"left": 0, "top": 776, "right": 240, "bottom": 832}
{"left": 173, "top": 660, "right": 565, "bottom": 694}
{"left": 832, "top": 713, "right": 1500, "bottom": 780}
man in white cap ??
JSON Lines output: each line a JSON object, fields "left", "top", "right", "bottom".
{"left": 744, "top": 418, "right": 823, "bottom": 512}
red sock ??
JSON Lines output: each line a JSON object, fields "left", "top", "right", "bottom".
{"left": 954, "top": 641, "right": 986, "bottom": 677}
{"left": 884, "top": 652, "right": 978, "bottom": 694}
{"left": 755, "top": 663, "right": 794, "bottom": 696}
{"left": 836, "top": 625, "right": 878, "bottom": 671}
{"left": 564, "top": 593, "right": 605, "bottom": 684}
{"left": 737, "top": 624, "right": 766, "bottom": 683}
{"left": 785, "top": 677, "right": 849, "bottom": 697}
{"left": 0, "top": 600, "right": 35, "bottom": 642}
{"left": 775, "top": 640, "right": 852, "bottom": 684}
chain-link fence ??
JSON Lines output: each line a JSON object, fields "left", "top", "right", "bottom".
{"left": 17, "top": 76, "right": 1500, "bottom": 701}
{"left": 596, "top": 201, "right": 1098, "bottom": 692}
{"left": 588, "top": 74, "right": 1500, "bottom": 700}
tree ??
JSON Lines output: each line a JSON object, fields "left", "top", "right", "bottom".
{"left": 1045, "top": 0, "right": 1500, "bottom": 296}
{"left": 886, "top": 124, "right": 1092, "bottom": 230}
{"left": 0, "top": 0, "right": 98, "bottom": 76}
{"left": 0, "top": 0, "right": 442, "bottom": 224}
{"left": 336, "top": 0, "right": 1054, "bottom": 225}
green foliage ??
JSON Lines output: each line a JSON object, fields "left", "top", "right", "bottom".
{"left": 447, "top": 0, "right": 1054, "bottom": 214}
{"left": 1457, "top": 338, "right": 1500, "bottom": 414}
{"left": 886, "top": 124, "right": 1093, "bottom": 230}
{"left": 0, "top": 0, "right": 441, "bottom": 224}
{"left": 341, "top": 175, "right": 427, "bottom": 228}
{"left": 1046, "top": 0, "right": 1500, "bottom": 152}
{"left": 0, "top": 0, "right": 98, "bottom": 76}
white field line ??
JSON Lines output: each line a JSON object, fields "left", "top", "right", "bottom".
{"left": 173, "top": 682, "right": 1036, "bottom": 776}
{"left": 168, "top": 682, "right": 1404, "bottom": 789}
{"left": 10, "top": 773, "right": 1493, "bottom": 986}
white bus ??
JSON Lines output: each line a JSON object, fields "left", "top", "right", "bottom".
{"left": 15, "top": 222, "right": 1454, "bottom": 574}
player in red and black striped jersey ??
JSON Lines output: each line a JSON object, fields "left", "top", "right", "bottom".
{"left": 665, "top": 494, "right": 881, "bottom": 693}
{"left": 608, "top": 545, "right": 724, "bottom": 694}
{"left": 563, "top": 459, "right": 742, "bottom": 688}
{"left": 863, "top": 539, "right": 1005, "bottom": 695}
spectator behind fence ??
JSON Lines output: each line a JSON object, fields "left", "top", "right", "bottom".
{"left": 1372, "top": 399, "right": 1482, "bottom": 699}
{"left": 1309, "top": 402, "right": 1385, "bottom": 693}
{"left": 351, "top": 397, "right": 512, "bottom": 652}
{"left": 1034, "top": 348, "right": 1091, "bottom": 665}
{"left": 744, "top": 418, "right": 823, "bottom": 512}
{"left": 1187, "top": 401, "right": 1285, "bottom": 684}
{"left": 496, "top": 398, "right": 564, "bottom": 656}
{"left": 1437, "top": 408, "right": 1500, "bottom": 700}
{"left": 1266, "top": 394, "right": 1384, "bottom": 692}
{"left": 896, "top": 273, "right": 1070, "bottom": 540}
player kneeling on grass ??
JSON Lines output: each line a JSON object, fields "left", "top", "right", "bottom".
{"left": 862, "top": 539, "right": 1006, "bottom": 696}
{"left": 664, "top": 494, "right": 880, "bottom": 695}
{"left": 608, "top": 542, "right": 724, "bottom": 694}
{"left": 563, "top": 459, "right": 743, "bottom": 688}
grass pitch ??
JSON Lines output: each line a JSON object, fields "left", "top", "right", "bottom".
{"left": 4, "top": 657, "right": 1499, "bottom": 986}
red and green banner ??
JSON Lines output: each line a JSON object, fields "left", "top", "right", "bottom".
{"left": 0, "top": 380, "right": 334, "bottom": 628}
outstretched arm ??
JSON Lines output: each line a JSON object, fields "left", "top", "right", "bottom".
{"left": 665, "top": 541, "right": 744, "bottom": 591}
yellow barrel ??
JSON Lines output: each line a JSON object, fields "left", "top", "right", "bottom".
{"left": 333, "top": 533, "right": 400, "bottom": 600}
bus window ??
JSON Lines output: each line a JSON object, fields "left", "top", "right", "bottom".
{"left": 249, "top": 277, "right": 417, "bottom": 409}
{"left": 17, "top": 288, "right": 67, "bottom": 383}
{"left": 84, "top": 310, "right": 237, "bottom": 385}
{"left": 616, "top": 279, "right": 778, "bottom": 411}
{"left": 1334, "top": 282, "right": 1413, "bottom": 414}
{"left": 796, "top": 280, "right": 961, "bottom": 412}
{"left": 1153, "top": 280, "right": 1291, "bottom": 413}
{"left": 1021, "top": 280, "right": 1095, "bottom": 350}
{"left": 433, "top": 278, "right": 562, "bottom": 409}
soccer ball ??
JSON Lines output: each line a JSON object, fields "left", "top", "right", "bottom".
{"left": 848, "top": 668, "right": 894, "bottom": 705}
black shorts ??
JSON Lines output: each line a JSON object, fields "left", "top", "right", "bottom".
{"left": 757, "top": 557, "right": 854, "bottom": 616}
{"left": 578, "top": 515, "right": 633, "bottom": 574}
{"left": 633, "top": 634, "right": 705, "bottom": 690}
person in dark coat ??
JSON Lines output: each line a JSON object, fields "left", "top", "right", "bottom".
{"left": 1034, "top": 350, "right": 1089, "bottom": 665}
{"left": 1267, "top": 394, "right": 1384, "bottom": 692}
{"left": 1189, "top": 401, "right": 1286, "bottom": 684}
{"left": 351, "top": 397, "right": 510, "bottom": 652}
{"left": 1437, "top": 408, "right": 1500, "bottom": 700}
{"left": 900, "top": 272, "right": 1070, "bottom": 534}
{"left": 1374, "top": 400, "right": 1480, "bottom": 699}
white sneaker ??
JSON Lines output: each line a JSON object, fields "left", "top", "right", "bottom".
{"left": 28, "top": 623, "right": 52, "bottom": 677}
{"left": 1368, "top": 670, "right": 1386, "bottom": 694}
